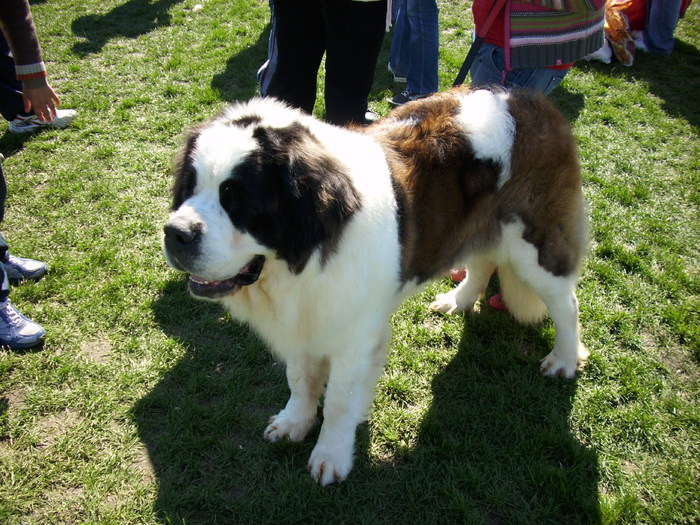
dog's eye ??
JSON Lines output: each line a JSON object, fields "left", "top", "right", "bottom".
{"left": 220, "top": 179, "right": 238, "bottom": 200}
{"left": 220, "top": 179, "right": 254, "bottom": 218}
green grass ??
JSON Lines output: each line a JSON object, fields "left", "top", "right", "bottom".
{"left": 0, "top": 1, "right": 698, "bottom": 523}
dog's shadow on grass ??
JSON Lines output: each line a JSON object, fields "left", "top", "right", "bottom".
{"left": 139, "top": 279, "right": 600, "bottom": 523}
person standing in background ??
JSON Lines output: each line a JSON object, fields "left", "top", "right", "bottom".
{"left": 636, "top": 0, "right": 686, "bottom": 55}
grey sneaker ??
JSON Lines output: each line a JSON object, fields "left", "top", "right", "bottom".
{"left": 8, "top": 109, "right": 77, "bottom": 133}
{"left": 388, "top": 90, "right": 431, "bottom": 106}
{"left": 4, "top": 254, "right": 48, "bottom": 284}
{"left": 0, "top": 299, "right": 45, "bottom": 350}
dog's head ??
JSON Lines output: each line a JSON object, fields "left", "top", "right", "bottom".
{"left": 163, "top": 98, "right": 361, "bottom": 300}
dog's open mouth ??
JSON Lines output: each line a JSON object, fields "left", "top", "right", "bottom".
{"left": 188, "top": 255, "right": 265, "bottom": 299}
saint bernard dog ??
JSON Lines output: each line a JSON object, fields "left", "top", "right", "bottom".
{"left": 162, "top": 86, "right": 589, "bottom": 486}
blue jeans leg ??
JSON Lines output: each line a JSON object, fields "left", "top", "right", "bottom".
{"left": 470, "top": 43, "right": 568, "bottom": 95}
{"left": 389, "top": 0, "right": 439, "bottom": 95}
{"left": 389, "top": 0, "right": 410, "bottom": 79}
{"left": 643, "top": 0, "right": 682, "bottom": 55}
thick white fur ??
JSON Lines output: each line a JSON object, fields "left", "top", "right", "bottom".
{"left": 455, "top": 90, "right": 515, "bottom": 188}
{"left": 166, "top": 92, "right": 586, "bottom": 486}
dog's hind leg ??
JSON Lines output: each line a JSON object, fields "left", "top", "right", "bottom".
{"left": 538, "top": 288, "right": 589, "bottom": 378}
{"left": 264, "top": 354, "right": 328, "bottom": 443}
{"left": 430, "top": 258, "right": 496, "bottom": 315}
{"left": 307, "top": 328, "right": 390, "bottom": 486}
{"left": 503, "top": 221, "right": 588, "bottom": 378}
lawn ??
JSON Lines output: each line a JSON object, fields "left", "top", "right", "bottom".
{"left": 0, "top": 1, "right": 698, "bottom": 523}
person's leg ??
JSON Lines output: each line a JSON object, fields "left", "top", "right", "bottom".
{"left": 505, "top": 66, "right": 569, "bottom": 96}
{"left": 257, "top": 0, "right": 278, "bottom": 97}
{"left": 0, "top": 157, "right": 46, "bottom": 285}
{"left": 404, "top": 0, "right": 439, "bottom": 95}
{"left": 643, "top": 0, "right": 683, "bottom": 55}
{"left": 0, "top": 233, "right": 8, "bottom": 304}
{"left": 0, "top": 33, "right": 31, "bottom": 122}
{"left": 470, "top": 44, "right": 568, "bottom": 96}
{"left": 266, "top": 0, "right": 326, "bottom": 114}
{"left": 0, "top": 163, "right": 44, "bottom": 349}
{"left": 388, "top": 0, "right": 410, "bottom": 80}
{"left": 323, "top": 0, "right": 387, "bottom": 126}
{"left": 470, "top": 43, "right": 508, "bottom": 88}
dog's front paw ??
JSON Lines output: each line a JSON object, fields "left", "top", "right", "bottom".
{"left": 430, "top": 291, "right": 463, "bottom": 315}
{"left": 308, "top": 443, "right": 354, "bottom": 486}
{"left": 540, "top": 343, "right": 588, "bottom": 379}
{"left": 263, "top": 411, "right": 317, "bottom": 443}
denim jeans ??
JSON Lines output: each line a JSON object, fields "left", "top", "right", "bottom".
{"left": 388, "top": 0, "right": 439, "bottom": 95}
{"left": 470, "top": 43, "right": 569, "bottom": 96}
{"left": 0, "top": 162, "right": 9, "bottom": 303}
{"left": 643, "top": 0, "right": 682, "bottom": 55}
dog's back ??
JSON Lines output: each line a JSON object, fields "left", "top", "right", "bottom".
{"left": 368, "top": 87, "right": 586, "bottom": 287}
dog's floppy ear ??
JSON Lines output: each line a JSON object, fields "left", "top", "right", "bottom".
{"left": 252, "top": 123, "right": 362, "bottom": 273}
{"left": 171, "top": 127, "right": 201, "bottom": 210}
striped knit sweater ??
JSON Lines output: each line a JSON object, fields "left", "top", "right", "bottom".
{"left": 507, "top": 0, "right": 605, "bottom": 69}
{"left": 0, "top": 0, "right": 48, "bottom": 89}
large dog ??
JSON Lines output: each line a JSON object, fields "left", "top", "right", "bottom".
{"left": 162, "top": 87, "right": 589, "bottom": 485}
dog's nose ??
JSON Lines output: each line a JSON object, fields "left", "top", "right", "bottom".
{"left": 163, "top": 218, "right": 203, "bottom": 271}
{"left": 163, "top": 221, "right": 199, "bottom": 246}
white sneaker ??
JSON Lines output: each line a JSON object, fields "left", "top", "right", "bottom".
{"left": 585, "top": 42, "right": 612, "bottom": 64}
{"left": 8, "top": 109, "right": 77, "bottom": 133}
{"left": 0, "top": 299, "right": 45, "bottom": 350}
{"left": 632, "top": 31, "right": 648, "bottom": 52}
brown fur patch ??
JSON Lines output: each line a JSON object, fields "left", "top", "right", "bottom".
{"left": 368, "top": 87, "right": 584, "bottom": 281}
{"left": 368, "top": 90, "right": 502, "bottom": 282}
{"left": 501, "top": 90, "right": 586, "bottom": 276}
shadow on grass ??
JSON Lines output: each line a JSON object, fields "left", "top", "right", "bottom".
{"left": 0, "top": 127, "right": 48, "bottom": 157}
{"left": 210, "top": 23, "right": 272, "bottom": 102}
{"left": 137, "top": 278, "right": 600, "bottom": 524}
{"left": 70, "top": 0, "right": 184, "bottom": 56}
{"left": 579, "top": 38, "right": 700, "bottom": 130}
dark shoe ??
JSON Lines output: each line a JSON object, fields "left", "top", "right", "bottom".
{"left": 388, "top": 90, "right": 431, "bottom": 106}
{"left": 0, "top": 299, "right": 45, "bottom": 350}
{"left": 4, "top": 254, "right": 48, "bottom": 284}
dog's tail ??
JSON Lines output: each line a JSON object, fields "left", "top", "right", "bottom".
{"left": 498, "top": 264, "right": 547, "bottom": 324}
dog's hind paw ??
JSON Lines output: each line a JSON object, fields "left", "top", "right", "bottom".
{"left": 429, "top": 291, "right": 463, "bottom": 315}
{"left": 264, "top": 411, "right": 317, "bottom": 443}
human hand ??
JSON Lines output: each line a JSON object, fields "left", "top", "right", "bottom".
{"left": 22, "top": 84, "right": 60, "bottom": 122}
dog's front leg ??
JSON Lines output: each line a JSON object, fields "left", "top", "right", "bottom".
{"left": 264, "top": 355, "right": 328, "bottom": 443}
{"left": 308, "top": 331, "right": 389, "bottom": 486}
